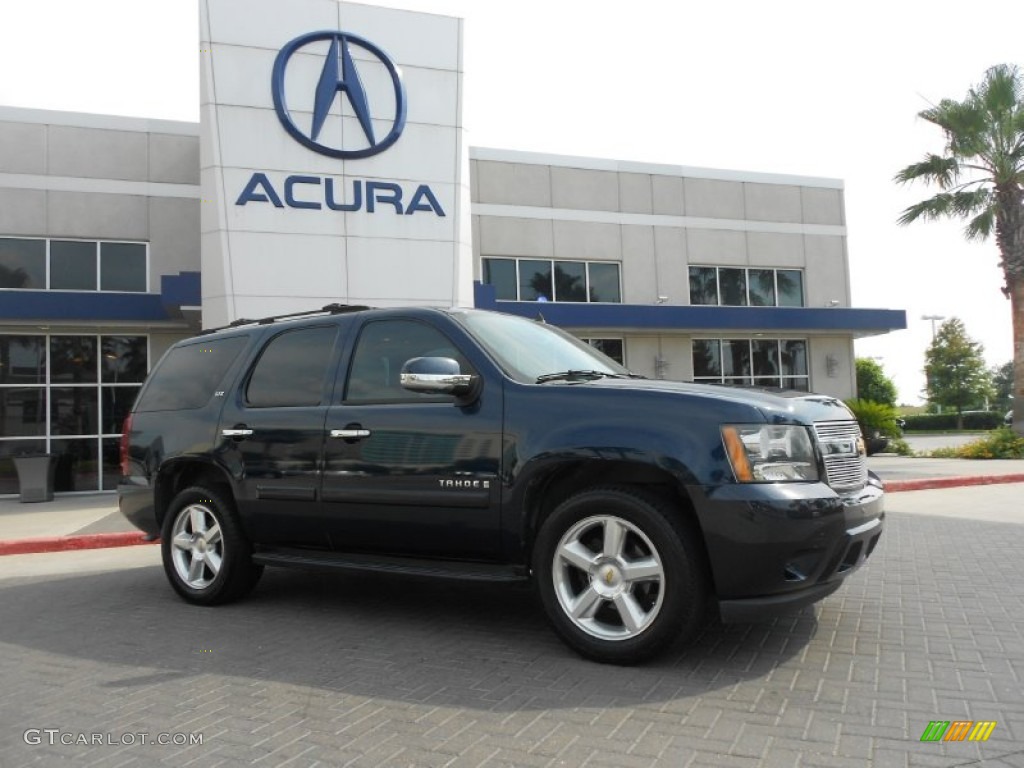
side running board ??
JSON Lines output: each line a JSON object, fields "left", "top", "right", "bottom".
{"left": 252, "top": 549, "right": 528, "bottom": 583}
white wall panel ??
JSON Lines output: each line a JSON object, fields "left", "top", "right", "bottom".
{"left": 227, "top": 232, "right": 347, "bottom": 297}
{"left": 201, "top": 0, "right": 470, "bottom": 328}
{"left": 346, "top": 238, "right": 457, "bottom": 303}
{"left": 204, "top": 0, "right": 339, "bottom": 51}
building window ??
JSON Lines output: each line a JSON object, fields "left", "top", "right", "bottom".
{"left": 692, "top": 338, "right": 809, "bottom": 390}
{"left": 483, "top": 258, "right": 622, "bottom": 303}
{"left": 0, "top": 239, "right": 45, "bottom": 289}
{"left": 580, "top": 338, "right": 625, "bottom": 365}
{"left": 0, "top": 237, "right": 148, "bottom": 293}
{"left": 0, "top": 334, "right": 149, "bottom": 494}
{"left": 688, "top": 266, "right": 804, "bottom": 307}
{"left": 50, "top": 240, "right": 97, "bottom": 290}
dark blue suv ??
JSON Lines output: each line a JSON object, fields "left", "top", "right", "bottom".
{"left": 119, "top": 305, "right": 884, "bottom": 664}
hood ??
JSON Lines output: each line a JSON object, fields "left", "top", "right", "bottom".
{"left": 580, "top": 377, "right": 856, "bottom": 425}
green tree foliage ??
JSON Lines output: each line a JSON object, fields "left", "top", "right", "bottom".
{"left": 923, "top": 318, "right": 993, "bottom": 428}
{"left": 991, "top": 361, "right": 1014, "bottom": 412}
{"left": 895, "top": 64, "right": 1024, "bottom": 435}
{"left": 855, "top": 358, "right": 898, "bottom": 406}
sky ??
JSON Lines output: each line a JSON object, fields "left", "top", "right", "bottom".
{"left": 1, "top": 0, "right": 1021, "bottom": 403}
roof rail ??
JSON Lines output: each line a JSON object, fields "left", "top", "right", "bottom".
{"left": 198, "top": 303, "right": 372, "bottom": 335}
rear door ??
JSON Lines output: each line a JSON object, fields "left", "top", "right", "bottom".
{"left": 320, "top": 316, "right": 503, "bottom": 559}
{"left": 218, "top": 322, "right": 345, "bottom": 547}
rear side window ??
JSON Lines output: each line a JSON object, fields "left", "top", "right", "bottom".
{"left": 135, "top": 336, "right": 247, "bottom": 412}
{"left": 246, "top": 326, "right": 338, "bottom": 408}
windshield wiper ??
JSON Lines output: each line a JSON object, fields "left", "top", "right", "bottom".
{"left": 536, "top": 370, "right": 627, "bottom": 384}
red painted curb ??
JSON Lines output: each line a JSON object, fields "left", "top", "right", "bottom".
{"left": 886, "top": 474, "right": 1024, "bottom": 493}
{"left": 0, "top": 532, "right": 158, "bottom": 556}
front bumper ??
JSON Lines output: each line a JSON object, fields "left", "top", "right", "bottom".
{"left": 689, "top": 477, "right": 884, "bottom": 622}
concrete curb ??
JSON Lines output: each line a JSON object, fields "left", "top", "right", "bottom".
{"left": 885, "top": 474, "right": 1024, "bottom": 493}
{"left": 0, "top": 532, "right": 158, "bottom": 557}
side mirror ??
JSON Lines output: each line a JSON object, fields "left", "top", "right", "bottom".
{"left": 400, "top": 357, "right": 476, "bottom": 397}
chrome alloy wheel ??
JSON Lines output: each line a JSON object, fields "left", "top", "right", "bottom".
{"left": 552, "top": 514, "right": 665, "bottom": 640}
{"left": 170, "top": 503, "right": 224, "bottom": 590}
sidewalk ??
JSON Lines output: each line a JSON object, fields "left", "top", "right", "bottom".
{"left": 1, "top": 456, "right": 1022, "bottom": 555}
{"left": 0, "top": 494, "right": 147, "bottom": 555}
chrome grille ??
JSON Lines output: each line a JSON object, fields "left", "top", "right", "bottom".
{"left": 814, "top": 420, "right": 868, "bottom": 490}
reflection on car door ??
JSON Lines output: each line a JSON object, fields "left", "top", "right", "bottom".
{"left": 320, "top": 318, "right": 503, "bottom": 559}
{"left": 218, "top": 324, "right": 341, "bottom": 548}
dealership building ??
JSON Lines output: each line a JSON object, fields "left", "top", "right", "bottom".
{"left": 0, "top": 0, "right": 905, "bottom": 495}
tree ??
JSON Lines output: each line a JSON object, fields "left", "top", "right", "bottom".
{"left": 924, "top": 318, "right": 993, "bottom": 428}
{"left": 895, "top": 64, "right": 1024, "bottom": 434}
{"left": 991, "top": 361, "right": 1014, "bottom": 412}
{"left": 855, "top": 358, "right": 898, "bottom": 406}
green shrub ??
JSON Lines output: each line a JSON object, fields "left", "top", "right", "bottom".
{"left": 952, "top": 428, "right": 1024, "bottom": 459}
{"left": 886, "top": 437, "right": 915, "bottom": 456}
{"left": 902, "top": 411, "right": 1004, "bottom": 431}
{"left": 844, "top": 398, "right": 901, "bottom": 438}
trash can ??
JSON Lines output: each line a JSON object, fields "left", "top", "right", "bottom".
{"left": 13, "top": 454, "right": 57, "bottom": 503}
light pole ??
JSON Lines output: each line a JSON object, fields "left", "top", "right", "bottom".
{"left": 921, "top": 314, "right": 945, "bottom": 340}
{"left": 921, "top": 315, "right": 946, "bottom": 414}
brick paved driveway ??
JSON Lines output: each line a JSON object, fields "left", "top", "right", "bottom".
{"left": 0, "top": 499, "right": 1021, "bottom": 767}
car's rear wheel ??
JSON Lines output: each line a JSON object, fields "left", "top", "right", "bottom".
{"left": 161, "top": 486, "right": 262, "bottom": 605}
{"left": 533, "top": 486, "right": 707, "bottom": 664}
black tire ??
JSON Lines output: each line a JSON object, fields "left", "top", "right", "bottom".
{"left": 160, "top": 485, "right": 263, "bottom": 605}
{"left": 532, "top": 486, "right": 707, "bottom": 664}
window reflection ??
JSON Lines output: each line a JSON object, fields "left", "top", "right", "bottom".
{"left": 588, "top": 263, "right": 621, "bottom": 303}
{"left": 777, "top": 270, "right": 804, "bottom": 307}
{"left": 0, "top": 336, "right": 45, "bottom": 384}
{"left": 482, "top": 258, "right": 622, "bottom": 303}
{"left": 688, "top": 266, "right": 805, "bottom": 308}
{"left": 0, "top": 333, "right": 148, "bottom": 494}
{"left": 0, "top": 238, "right": 45, "bottom": 289}
{"left": 50, "top": 337, "right": 98, "bottom": 384}
{"left": 553, "top": 261, "right": 587, "bottom": 302}
{"left": 101, "top": 336, "right": 148, "bottom": 383}
{"left": 52, "top": 438, "right": 98, "bottom": 492}
{"left": 519, "top": 259, "right": 552, "bottom": 301}
{"left": 688, "top": 267, "right": 717, "bottom": 305}
{"left": 693, "top": 338, "right": 810, "bottom": 390}
{"left": 748, "top": 269, "right": 776, "bottom": 307}
{"left": 718, "top": 269, "right": 748, "bottom": 306}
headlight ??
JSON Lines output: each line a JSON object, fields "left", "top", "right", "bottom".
{"left": 721, "top": 424, "right": 819, "bottom": 482}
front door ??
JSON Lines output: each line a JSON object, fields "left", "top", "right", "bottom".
{"left": 321, "top": 317, "right": 503, "bottom": 559}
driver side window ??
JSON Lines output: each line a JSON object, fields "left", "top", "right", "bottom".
{"left": 344, "top": 319, "right": 472, "bottom": 403}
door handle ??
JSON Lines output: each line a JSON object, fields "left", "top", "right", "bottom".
{"left": 222, "top": 428, "right": 254, "bottom": 437}
{"left": 330, "top": 429, "right": 371, "bottom": 439}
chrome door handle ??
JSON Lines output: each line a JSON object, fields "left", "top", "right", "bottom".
{"left": 330, "top": 429, "right": 371, "bottom": 439}
{"left": 222, "top": 428, "right": 254, "bottom": 437}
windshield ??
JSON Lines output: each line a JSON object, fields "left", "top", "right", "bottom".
{"left": 456, "top": 311, "right": 629, "bottom": 382}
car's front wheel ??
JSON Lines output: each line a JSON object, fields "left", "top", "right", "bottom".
{"left": 533, "top": 486, "right": 707, "bottom": 664}
{"left": 161, "top": 486, "right": 262, "bottom": 605}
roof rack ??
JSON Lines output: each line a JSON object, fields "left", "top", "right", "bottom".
{"left": 198, "top": 303, "right": 372, "bottom": 335}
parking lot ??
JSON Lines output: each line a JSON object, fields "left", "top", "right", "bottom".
{"left": 0, "top": 485, "right": 1021, "bottom": 767}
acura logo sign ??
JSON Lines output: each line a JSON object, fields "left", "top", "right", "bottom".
{"left": 271, "top": 31, "right": 407, "bottom": 159}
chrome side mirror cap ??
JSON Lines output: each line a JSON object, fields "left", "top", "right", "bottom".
{"left": 400, "top": 357, "right": 475, "bottom": 397}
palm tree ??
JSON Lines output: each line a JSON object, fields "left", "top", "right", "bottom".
{"left": 895, "top": 63, "right": 1024, "bottom": 434}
